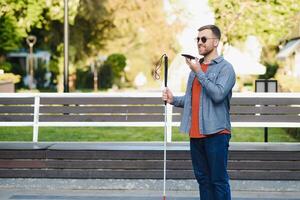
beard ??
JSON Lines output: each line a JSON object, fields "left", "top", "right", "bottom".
{"left": 198, "top": 46, "right": 214, "bottom": 56}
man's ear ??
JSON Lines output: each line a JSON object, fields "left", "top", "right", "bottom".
{"left": 214, "top": 39, "right": 219, "bottom": 47}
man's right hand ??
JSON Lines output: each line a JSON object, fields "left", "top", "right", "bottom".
{"left": 162, "top": 87, "right": 173, "bottom": 104}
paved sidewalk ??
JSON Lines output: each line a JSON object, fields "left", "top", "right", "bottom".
{"left": 1, "top": 189, "right": 300, "bottom": 200}
{"left": 1, "top": 179, "right": 300, "bottom": 200}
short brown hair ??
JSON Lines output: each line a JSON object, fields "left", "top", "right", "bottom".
{"left": 198, "top": 25, "right": 221, "bottom": 40}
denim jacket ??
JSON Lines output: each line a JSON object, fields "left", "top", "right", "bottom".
{"left": 171, "top": 56, "right": 236, "bottom": 135}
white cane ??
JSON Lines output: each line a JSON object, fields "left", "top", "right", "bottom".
{"left": 153, "top": 54, "right": 168, "bottom": 200}
{"left": 163, "top": 103, "right": 167, "bottom": 200}
{"left": 163, "top": 55, "right": 168, "bottom": 200}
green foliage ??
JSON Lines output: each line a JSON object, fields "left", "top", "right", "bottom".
{"left": 48, "top": 59, "right": 59, "bottom": 84}
{"left": 0, "top": 0, "right": 47, "bottom": 44}
{"left": 78, "top": 0, "right": 182, "bottom": 83}
{"left": 75, "top": 54, "right": 126, "bottom": 90}
{"left": 209, "top": 0, "right": 300, "bottom": 81}
{"left": 258, "top": 62, "right": 278, "bottom": 79}
{"left": 0, "top": 15, "right": 22, "bottom": 54}
{"left": 209, "top": 0, "right": 300, "bottom": 47}
{"left": 105, "top": 54, "right": 126, "bottom": 79}
{"left": 101, "top": 53, "right": 126, "bottom": 88}
{"left": 0, "top": 60, "right": 13, "bottom": 72}
{"left": 1, "top": 0, "right": 181, "bottom": 90}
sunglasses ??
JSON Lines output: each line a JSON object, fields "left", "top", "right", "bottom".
{"left": 195, "top": 36, "right": 217, "bottom": 43}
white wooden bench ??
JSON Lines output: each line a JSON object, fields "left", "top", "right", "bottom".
{"left": 0, "top": 92, "right": 299, "bottom": 142}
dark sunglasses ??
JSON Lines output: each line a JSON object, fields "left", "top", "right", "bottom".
{"left": 195, "top": 36, "right": 217, "bottom": 43}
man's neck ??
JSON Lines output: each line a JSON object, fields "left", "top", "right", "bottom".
{"left": 203, "top": 50, "right": 219, "bottom": 64}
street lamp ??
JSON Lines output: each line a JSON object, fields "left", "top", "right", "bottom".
{"left": 64, "top": 0, "right": 69, "bottom": 92}
{"left": 26, "top": 35, "right": 37, "bottom": 90}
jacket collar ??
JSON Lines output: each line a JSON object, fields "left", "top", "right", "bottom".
{"left": 199, "top": 55, "right": 224, "bottom": 65}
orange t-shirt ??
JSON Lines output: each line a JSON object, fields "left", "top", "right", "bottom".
{"left": 190, "top": 63, "right": 230, "bottom": 138}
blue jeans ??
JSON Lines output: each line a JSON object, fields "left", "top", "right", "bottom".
{"left": 190, "top": 134, "right": 231, "bottom": 200}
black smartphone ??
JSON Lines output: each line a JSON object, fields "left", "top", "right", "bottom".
{"left": 181, "top": 54, "right": 196, "bottom": 60}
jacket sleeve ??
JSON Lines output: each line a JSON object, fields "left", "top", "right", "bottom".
{"left": 195, "top": 64, "right": 236, "bottom": 103}
{"left": 171, "top": 95, "right": 185, "bottom": 108}
{"left": 170, "top": 71, "right": 194, "bottom": 108}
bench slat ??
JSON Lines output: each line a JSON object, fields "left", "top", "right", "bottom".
{"left": 0, "top": 115, "right": 33, "bottom": 122}
{"left": 231, "top": 97, "right": 300, "bottom": 105}
{"left": 173, "top": 106, "right": 300, "bottom": 114}
{"left": 231, "top": 115, "right": 300, "bottom": 123}
{"left": 40, "top": 106, "right": 164, "bottom": 114}
{"left": 39, "top": 115, "right": 165, "bottom": 122}
{"left": 40, "top": 97, "right": 163, "bottom": 105}
{"left": 230, "top": 106, "right": 300, "bottom": 114}
{"left": 0, "top": 98, "right": 34, "bottom": 105}
{"left": 0, "top": 106, "right": 34, "bottom": 113}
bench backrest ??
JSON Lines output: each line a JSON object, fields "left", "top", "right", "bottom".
{"left": 0, "top": 93, "right": 300, "bottom": 141}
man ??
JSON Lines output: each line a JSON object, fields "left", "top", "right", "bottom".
{"left": 162, "top": 25, "right": 236, "bottom": 200}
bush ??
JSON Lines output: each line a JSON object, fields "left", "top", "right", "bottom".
{"left": 259, "top": 62, "right": 278, "bottom": 79}
{"left": 0, "top": 61, "right": 13, "bottom": 72}
{"left": 105, "top": 54, "right": 126, "bottom": 78}
{"left": 104, "top": 54, "right": 126, "bottom": 88}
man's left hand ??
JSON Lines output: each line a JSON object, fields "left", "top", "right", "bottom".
{"left": 185, "top": 58, "right": 202, "bottom": 73}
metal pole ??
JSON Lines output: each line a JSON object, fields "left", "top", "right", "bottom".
{"left": 264, "top": 80, "right": 268, "bottom": 143}
{"left": 264, "top": 127, "right": 268, "bottom": 143}
{"left": 64, "top": 0, "right": 69, "bottom": 92}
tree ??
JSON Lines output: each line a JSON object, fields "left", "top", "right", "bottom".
{"left": 209, "top": 0, "right": 300, "bottom": 83}
{"left": 69, "top": 0, "right": 181, "bottom": 86}
{"left": 1, "top": 0, "right": 181, "bottom": 90}
{"left": 0, "top": 0, "right": 50, "bottom": 55}
{"left": 0, "top": 0, "right": 80, "bottom": 91}
{"left": 209, "top": 0, "right": 300, "bottom": 47}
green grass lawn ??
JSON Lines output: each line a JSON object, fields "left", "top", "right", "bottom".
{"left": 0, "top": 127, "right": 298, "bottom": 142}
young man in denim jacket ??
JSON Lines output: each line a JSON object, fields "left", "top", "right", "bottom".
{"left": 162, "top": 25, "right": 236, "bottom": 200}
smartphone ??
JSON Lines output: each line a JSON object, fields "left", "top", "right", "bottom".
{"left": 181, "top": 54, "right": 196, "bottom": 60}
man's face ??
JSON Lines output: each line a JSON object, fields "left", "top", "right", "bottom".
{"left": 196, "top": 29, "right": 218, "bottom": 56}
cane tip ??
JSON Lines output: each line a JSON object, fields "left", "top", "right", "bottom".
{"left": 163, "top": 196, "right": 166, "bottom": 200}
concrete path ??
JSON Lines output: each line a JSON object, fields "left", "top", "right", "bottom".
{"left": 1, "top": 189, "right": 300, "bottom": 200}
{"left": 1, "top": 178, "right": 300, "bottom": 200}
